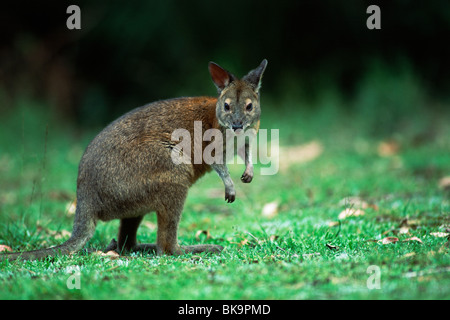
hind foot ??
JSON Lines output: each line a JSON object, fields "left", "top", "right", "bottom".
{"left": 103, "top": 240, "right": 223, "bottom": 256}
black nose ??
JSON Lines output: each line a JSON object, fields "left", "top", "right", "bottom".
{"left": 232, "top": 123, "right": 243, "bottom": 131}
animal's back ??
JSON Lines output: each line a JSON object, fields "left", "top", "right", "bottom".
{"left": 77, "top": 96, "right": 218, "bottom": 221}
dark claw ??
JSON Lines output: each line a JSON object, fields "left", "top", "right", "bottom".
{"left": 241, "top": 173, "right": 253, "bottom": 183}
{"left": 225, "top": 192, "right": 235, "bottom": 203}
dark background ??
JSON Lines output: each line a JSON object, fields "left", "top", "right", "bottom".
{"left": 0, "top": 0, "right": 449, "bottom": 128}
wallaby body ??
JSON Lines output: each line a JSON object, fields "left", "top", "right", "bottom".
{"left": 1, "top": 60, "right": 267, "bottom": 261}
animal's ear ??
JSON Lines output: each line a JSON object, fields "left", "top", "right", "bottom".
{"left": 242, "top": 59, "right": 268, "bottom": 93}
{"left": 208, "top": 62, "right": 236, "bottom": 93}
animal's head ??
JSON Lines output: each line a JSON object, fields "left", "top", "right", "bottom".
{"left": 209, "top": 59, "right": 267, "bottom": 133}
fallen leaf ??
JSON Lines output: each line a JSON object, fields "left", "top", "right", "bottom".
{"left": 397, "top": 218, "right": 410, "bottom": 234}
{"left": 394, "top": 218, "right": 420, "bottom": 235}
{"left": 0, "top": 245, "right": 12, "bottom": 252}
{"left": 277, "top": 141, "right": 323, "bottom": 172}
{"left": 195, "top": 230, "right": 212, "bottom": 241}
{"left": 66, "top": 200, "right": 77, "bottom": 215}
{"left": 438, "top": 176, "right": 450, "bottom": 190}
{"left": 403, "top": 237, "right": 423, "bottom": 244}
{"left": 339, "top": 196, "right": 379, "bottom": 211}
{"left": 104, "top": 250, "right": 120, "bottom": 257}
{"left": 326, "top": 243, "right": 339, "bottom": 250}
{"left": 399, "top": 226, "right": 410, "bottom": 234}
{"left": 269, "top": 235, "right": 279, "bottom": 241}
{"left": 381, "top": 237, "right": 399, "bottom": 244}
{"left": 238, "top": 239, "right": 249, "bottom": 247}
{"left": 378, "top": 140, "right": 400, "bottom": 157}
{"left": 94, "top": 250, "right": 120, "bottom": 259}
{"left": 328, "top": 221, "right": 340, "bottom": 227}
{"left": 402, "top": 252, "right": 416, "bottom": 259}
{"left": 142, "top": 221, "right": 157, "bottom": 230}
{"left": 338, "top": 208, "right": 365, "bottom": 220}
{"left": 430, "top": 232, "right": 450, "bottom": 238}
{"left": 339, "top": 196, "right": 369, "bottom": 209}
{"left": 261, "top": 201, "right": 279, "bottom": 218}
{"left": 206, "top": 188, "right": 224, "bottom": 199}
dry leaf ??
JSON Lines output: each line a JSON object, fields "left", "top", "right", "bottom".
{"left": 430, "top": 232, "right": 450, "bottom": 238}
{"left": 195, "top": 230, "right": 211, "bottom": 241}
{"left": 0, "top": 245, "right": 12, "bottom": 252}
{"left": 328, "top": 221, "right": 340, "bottom": 227}
{"left": 326, "top": 243, "right": 339, "bottom": 250}
{"left": 277, "top": 141, "right": 323, "bottom": 172}
{"left": 66, "top": 200, "right": 77, "bottom": 215}
{"left": 405, "top": 219, "right": 420, "bottom": 226}
{"left": 94, "top": 250, "right": 120, "bottom": 259}
{"left": 142, "top": 221, "right": 157, "bottom": 230}
{"left": 398, "top": 226, "right": 410, "bottom": 234}
{"left": 339, "top": 197, "right": 379, "bottom": 211}
{"left": 403, "top": 237, "right": 423, "bottom": 244}
{"left": 238, "top": 239, "right": 249, "bottom": 247}
{"left": 381, "top": 237, "right": 399, "bottom": 244}
{"left": 438, "top": 176, "right": 450, "bottom": 190}
{"left": 104, "top": 250, "right": 120, "bottom": 257}
{"left": 398, "top": 218, "right": 410, "bottom": 234}
{"left": 206, "top": 188, "right": 224, "bottom": 199}
{"left": 339, "top": 196, "right": 369, "bottom": 209}
{"left": 338, "top": 208, "right": 365, "bottom": 220}
{"left": 269, "top": 235, "right": 279, "bottom": 241}
{"left": 261, "top": 201, "right": 279, "bottom": 218}
{"left": 378, "top": 140, "right": 400, "bottom": 157}
{"left": 402, "top": 252, "right": 416, "bottom": 259}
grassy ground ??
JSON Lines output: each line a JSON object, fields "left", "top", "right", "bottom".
{"left": 0, "top": 91, "right": 449, "bottom": 300}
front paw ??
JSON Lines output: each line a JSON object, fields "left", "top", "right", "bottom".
{"left": 225, "top": 188, "right": 236, "bottom": 203}
{"left": 241, "top": 169, "right": 253, "bottom": 183}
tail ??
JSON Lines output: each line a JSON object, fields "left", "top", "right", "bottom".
{"left": 0, "top": 207, "right": 96, "bottom": 262}
{"left": 0, "top": 236, "right": 88, "bottom": 261}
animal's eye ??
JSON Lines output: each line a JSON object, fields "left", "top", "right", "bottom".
{"left": 246, "top": 103, "right": 253, "bottom": 111}
{"left": 224, "top": 103, "right": 231, "bottom": 111}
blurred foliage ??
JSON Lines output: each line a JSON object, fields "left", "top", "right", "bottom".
{"left": 0, "top": 0, "right": 449, "bottom": 132}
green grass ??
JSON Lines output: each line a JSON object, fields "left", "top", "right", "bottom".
{"left": 0, "top": 92, "right": 449, "bottom": 300}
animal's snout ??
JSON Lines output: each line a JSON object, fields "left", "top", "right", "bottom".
{"left": 232, "top": 122, "right": 243, "bottom": 131}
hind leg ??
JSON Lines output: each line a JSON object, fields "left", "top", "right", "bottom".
{"left": 154, "top": 195, "right": 185, "bottom": 255}
{"left": 153, "top": 186, "right": 224, "bottom": 255}
{"left": 107, "top": 185, "right": 224, "bottom": 256}
{"left": 137, "top": 186, "right": 223, "bottom": 255}
{"left": 117, "top": 216, "right": 144, "bottom": 252}
{"left": 109, "top": 201, "right": 183, "bottom": 255}
{"left": 131, "top": 243, "right": 223, "bottom": 255}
